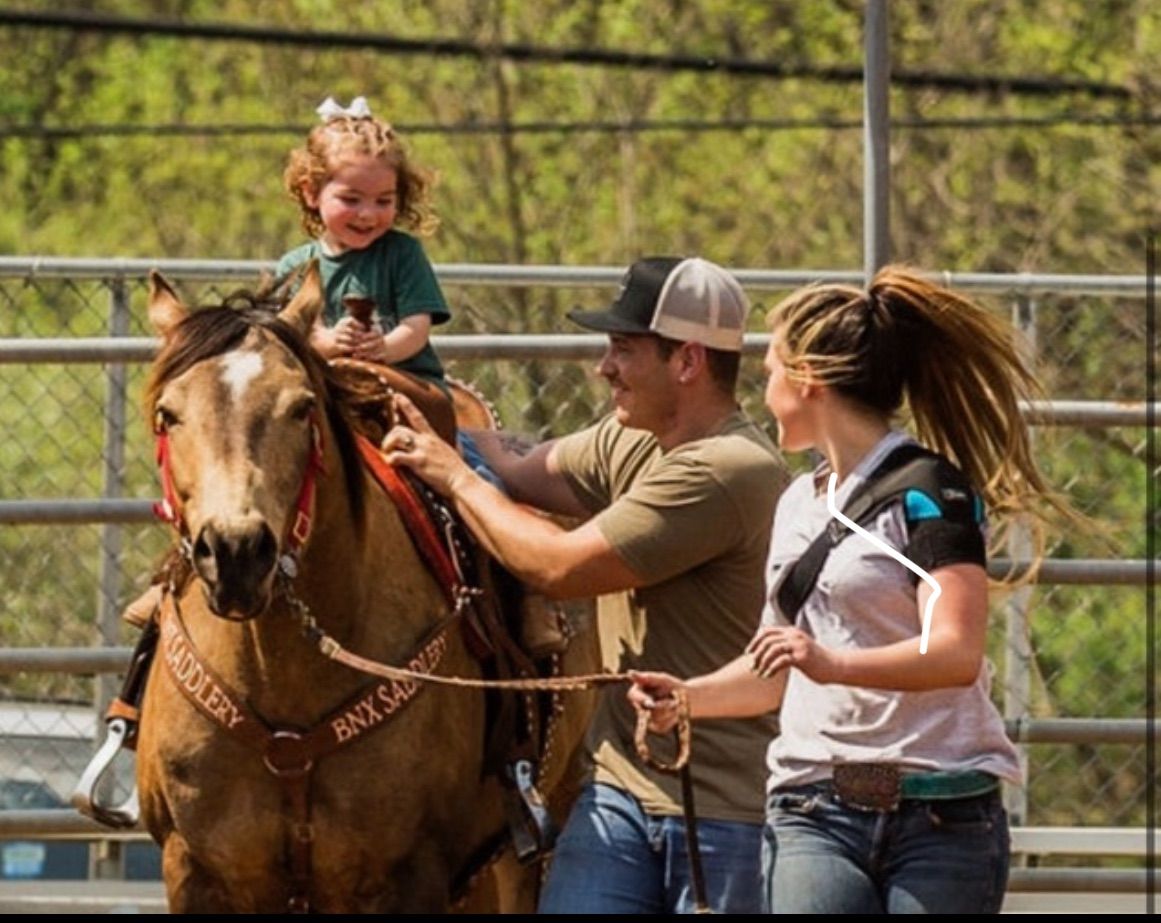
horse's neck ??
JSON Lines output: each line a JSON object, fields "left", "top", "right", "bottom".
{"left": 303, "top": 455, "right": 448, "bottom": 641}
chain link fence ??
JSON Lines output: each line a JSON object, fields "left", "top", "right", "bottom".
{"left": 0, "top": 260, "right": 1150, "bottom": 878}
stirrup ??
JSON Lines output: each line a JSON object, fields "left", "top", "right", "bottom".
{"left": 502, "top": 758, "right": 558, "bottom": 864}
{"left": 70, "top": 717, "right": 140, "bottom": 829}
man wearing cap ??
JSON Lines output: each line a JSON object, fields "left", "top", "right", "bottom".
{"left": 385, "top": 256, "right": 788, "bottom": 914}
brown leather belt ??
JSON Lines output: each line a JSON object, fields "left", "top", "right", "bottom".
{"left": 831, "top": 764, "right": 998, "bottom": 813}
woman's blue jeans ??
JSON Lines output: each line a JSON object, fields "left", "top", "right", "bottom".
{"left": 762, "top": 782, "right": 1011, "bottom": 914}
{"left": 538, "top": 782, "right": 764, "bottom": 914}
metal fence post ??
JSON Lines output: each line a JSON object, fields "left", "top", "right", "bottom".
{"left": 1004, "top": 292, "right": 1038, "bottom": 831}
{"left": 863, "top": 0, "right": 891, "bottom": 282}
{"left": 90, "top": 277, "right": 129, "bottom": 881}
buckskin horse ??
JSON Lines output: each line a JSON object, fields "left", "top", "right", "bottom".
{"left": 125, "top": 265, "right": 598, "bottom": 913}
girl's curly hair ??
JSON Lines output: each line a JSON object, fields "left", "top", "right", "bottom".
{"left": 283, "top": 114, "right": 439, "bottom": 238}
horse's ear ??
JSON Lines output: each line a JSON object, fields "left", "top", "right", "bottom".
{"left": 279, "top": 260, "right": 323, "bottom": 335}
{"left": 148, "top": 270, "right": 189, "bottom": 339}
{"left": 254, "top": 269, "right": 276, "bottom": 300}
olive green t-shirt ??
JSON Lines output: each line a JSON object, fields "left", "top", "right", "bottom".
{"left": 554, "top": 411, "right": 788, "bottom": 822}
{"left": 276, "top": 230, "right": 450, "bottom": 389}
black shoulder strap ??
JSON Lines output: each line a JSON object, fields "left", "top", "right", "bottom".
{"left": 775, "top": 443, "right": 941, "bottom": 621}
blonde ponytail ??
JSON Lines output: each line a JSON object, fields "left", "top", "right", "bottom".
{"left": 769, "top": 263, "right": 1078, "bottom": 575}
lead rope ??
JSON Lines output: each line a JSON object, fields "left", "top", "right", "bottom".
{"left": 633, "top": 689, "right": 711, "bottom": 914}
{"left": 678, "top": 763, "right": 711, "bottom": 914}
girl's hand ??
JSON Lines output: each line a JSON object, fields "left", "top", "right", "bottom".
{"left": 309, "top": 321, "right": 349, "bottom": 359}
{"left": 331, "top": 316, "right": 366, "bottom": 354}
{"left": 627, "top": 670, "right": 685, "bottom": 735}
{"left": 351, "top": 324, "right": 389, "bottom": 363}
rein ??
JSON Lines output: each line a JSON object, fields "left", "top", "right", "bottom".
{"left": 632, "top": 688, "right": 710, "bottom": 914}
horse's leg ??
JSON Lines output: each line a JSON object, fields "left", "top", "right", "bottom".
{"left": 454, "top": 848, "right": 543, "bottom": 914}
{"left": 139, "top": 699, "right": 283, "bottom": 914}
{"left": 362, "top": 843, "right": 454, "bottom": 913}
{"left": 159, "top": 835, "right": 239, "bottom": 914}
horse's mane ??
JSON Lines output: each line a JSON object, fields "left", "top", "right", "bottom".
{"left": 145, "top": 291, "right": 367, "bottom": 531}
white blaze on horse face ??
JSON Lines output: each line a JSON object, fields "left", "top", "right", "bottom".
{"left": 189, "top": 350, "right": 271, "bottom": 531}
{"left": 219, "top": 350, "right": 265, "bottom": 406}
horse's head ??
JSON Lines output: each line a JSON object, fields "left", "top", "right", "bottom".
{"left": 146, "top": 264, "right": 358, "bottom": 620}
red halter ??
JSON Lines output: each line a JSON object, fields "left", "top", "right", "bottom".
{"left": 152, "top": 409, "right": 326, "bottom": 558}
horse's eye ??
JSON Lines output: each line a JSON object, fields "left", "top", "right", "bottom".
{"left": 153, "top": 407, "right": 179, "bottom": 433}
{"left": 288, "top": 400, "right": 315, "bottom": 422}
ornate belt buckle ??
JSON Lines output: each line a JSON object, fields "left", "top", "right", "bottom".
{"left": 832, "top": 763, "right": 902, "bottom": 812}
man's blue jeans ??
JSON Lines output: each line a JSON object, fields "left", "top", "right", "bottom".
{"left": 538, "top": 782, "right": 764, "bottom": 914}
{"left": 762, "top": 783, "right": 1010, "bottom": 914}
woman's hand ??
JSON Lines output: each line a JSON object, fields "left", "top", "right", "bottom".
{"left": 382, "top": 393, "right": 473, "bottom": 496}
{"left": 746, "top": 625, "right": 833, "bottom": 682}
{"left": 627, "top": 670, "right": 686, "bottom": 735}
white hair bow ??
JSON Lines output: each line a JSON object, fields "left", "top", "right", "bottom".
{"left": 316, "top": 96, "right": 372, "bottom": 121}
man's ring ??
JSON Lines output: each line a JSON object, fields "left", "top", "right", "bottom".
{"left": 399, "top": 434, "right": 414, "bottom": 451}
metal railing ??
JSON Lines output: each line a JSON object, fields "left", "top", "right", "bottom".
{"left": 0, "top": 258, "right": 1152, "bottom": 894}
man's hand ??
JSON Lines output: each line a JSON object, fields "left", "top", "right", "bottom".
{"left": 382, "top": 393, "right": 474, "bottom": 496}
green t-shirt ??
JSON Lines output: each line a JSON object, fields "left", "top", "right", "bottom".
{"left": 276, "top": 230, "right": 451, "bottom": 388}
{"left": 554, "top": 412, "right": 789, "bottom": 823}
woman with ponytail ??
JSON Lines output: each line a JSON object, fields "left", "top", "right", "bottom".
{"left": 629, "top": 265, "right": 1068, "bottom": 914}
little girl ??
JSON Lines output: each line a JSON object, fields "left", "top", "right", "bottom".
{"left": 100, "top": 99, "right": 559, "bottom": 771}
{"left": 277, "top": 96, "right": 455, "bottom": 439}
{"left": 276, "top": 97, "right": 557, "bottom": 655}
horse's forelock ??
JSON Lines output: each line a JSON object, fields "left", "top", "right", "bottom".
{"left": 146, "top": 303, "right": 248, "bottom": 412}
{"left": 145, "top": 295, "right": 367, "bottom": 532}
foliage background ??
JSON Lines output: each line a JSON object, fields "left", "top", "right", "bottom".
{"left": 1, "top": 0, "right": 1156, "bottom": 272}
{"left": 0, "top": 0, "right": 1156, "bottom": 844}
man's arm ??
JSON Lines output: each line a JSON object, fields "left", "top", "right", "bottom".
{"left": 464, "top": 429, "right": 590, "bottom": 519}
{"left": 448, "top": 472, "right": 645, "bottom": 599}
{"left": 386, "top": 395, "right": 641, "bottom": 598}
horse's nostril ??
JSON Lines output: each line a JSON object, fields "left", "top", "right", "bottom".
{"left": 191, "top": 525, "right": 223, "bottom": 595}
{"left": 193, "top": 529, "right": 215, "bottom": 566}
{"left": 193, "top": 520, "right": 277, "bottom": 580}
{"left": 253, "top": 524, "right": 277, "bottom": 570}
{"left": 192, "top": 518, "right": 278, "bottom": 619}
